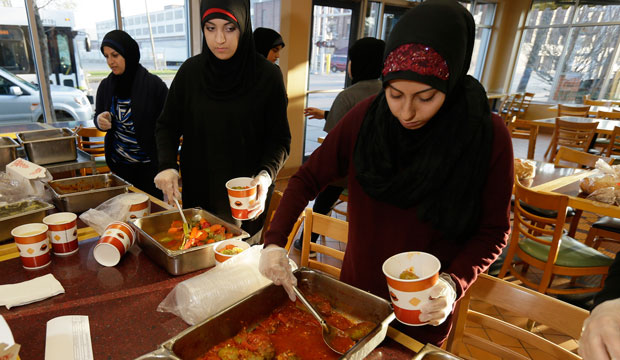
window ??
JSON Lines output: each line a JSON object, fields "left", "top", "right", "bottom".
{"left": 175, "top": 23, "right": 183, "bottom": 32}
{"left": 158, "top": 25, "right": 165, "bottom": 34}
{"left": 460, "top": 1, "right": 496, "bottom": 80}
{"left": 166, "top": 11, "right": 173, "bottom": 21}
{"left": 166, "top": 24, "right": 173, "bottom": 33}
{"left": 157, "top": 13, "right": 164, "bottom": 22}
{"left": 250, "top": 0, "right": 281, "bottom": 30}
{"left": 175, "top": 10, "right": 183, "bottom": 19}
{"left": 511, "top": 0, "right": 620, "bottom": 103}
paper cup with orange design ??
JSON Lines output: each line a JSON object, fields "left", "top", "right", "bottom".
{"left": 225, "top": 177, "right": 257, "bottom": 220}
{"left": 43, "top": 212, "right": 79, "bottom": 256}
{"left": 213, "top": 239, "right": 250, "bottom": 265}
{"left": 12, "top": 223, "right": 52, "bottom": 270}
{"left": 93, "top": 221, "right": 136, "bottom": 267}
{"left": 124, "top": 193, "right": 151, "bottom": 220}
{"left": 382, "top": 251, "right": 441, "bottom": 326}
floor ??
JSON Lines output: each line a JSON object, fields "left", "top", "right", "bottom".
{"left": 274, "top": 128, "right": 619, "bottom": 359}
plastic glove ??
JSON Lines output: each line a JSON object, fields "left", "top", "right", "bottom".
{"left": 579, "top": 298, "right": 620, "bottom": 360}
{"left": 248, "top": 170, "right": 271, "bottom": 220}
{"left": 419, "top": 273, "right": 457, "bottom": 326}
{"left": 259, "top": 245, "right": 297, "bottom": 301}
{"left": 97, "top": 111, "right": 112, "bottom": 130}
{"left": 303, "top": 107, "right": 326, "bottom": 119}
{"left": 154, "top": 169, "right": 181, "bottom": 205}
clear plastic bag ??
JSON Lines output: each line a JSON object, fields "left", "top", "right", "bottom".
{"left": 157, "top": 245, "right": 295, "bottom": 325}
{"left": 0, "top": 172, "right": 28, "bottom": 205}
{"left": 586, "top": 186, "right": 618, "bottom": 205}
{"left": 78, "top": 194, "right": 135, "bottom": 235}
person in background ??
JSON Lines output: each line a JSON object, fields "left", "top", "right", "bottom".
{"left": 297, "top": 37, "right": 385, "bottom": 254}
{"left": 155, "top": 0, "right": 290, "bottom": 243}
{"left": 253, "top": 27, "right": 285, "bottom": 64}
{"left": 95, "top": 30, "right": 168, "bottom": 198}
{"left": 579, "top": 252, "right": 620, "bottom": 360}
{"left": 259, "top": 0, "right": 513, "bottom": 346}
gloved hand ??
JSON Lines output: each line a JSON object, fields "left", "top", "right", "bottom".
{"left": 248, "top": 170, "right": 271, "bottom": 219}
{"left": 259, "top": 245, "right": 297, "bottom": 301}
{"left": 578, "top": 298, "right": 620, "bottom": 360}
{"left": 419, "top": 273, "right": 457, "bottom": 326}
{"left": 303, "top": 107, "right": 326, "bottom": 119}
{"left": 154, "top": 169, "right": 181, "bottom": 205}
{"left": 96, "top": 111, "right": 112, "bottom": 131}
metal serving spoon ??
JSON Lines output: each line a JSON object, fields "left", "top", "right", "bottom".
{"left": 173, "top": 198, "right": 190, "bottom": 249}
{"left": 292, "top": 286, "right": 350, "bottom": 355}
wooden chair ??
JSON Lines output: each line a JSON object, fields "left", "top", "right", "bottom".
{"left": 446, "top": 274, "right": 589, "bottom": 360}
{"left": 590, "top": 111, "right": 620, "bottom": 154}
{"left": 544, "top": 118, "right": 598, "bottom": 162}
{"left": 300, "top": 207, "right": 348, "bottom": 279}
{"left": 330, "top": 188, "right": 349, "bottom": 221}
{"left": 557, "top": 104, "right": 591, "bottom": 117}
{"left": 584, "top": 98, "right": 610, "bottom": 106}
{"left": 498, "top": 93, "right": 521, "bottom": 124}
{"left": 498, "top": 180, "right": 613, "bottom": 295}
{"left": 516, "top": 92, "right": 534, "bottom": 119}
{"left": 508, "top": 116, "right": 538, "bottom": 160}
{"left": 604, "top": 126, "right": 620, "bottom": 158}
{"left": 261, "top": 190, "right": 304, "bottom": 252}
{"left": 553, "top": 146, "right": 613, "bottom": 169}
{"left": 76, "top": 127, "right": 109, "bottom": 175}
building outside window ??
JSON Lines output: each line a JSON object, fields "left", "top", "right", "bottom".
{"left": 511, "top": 0, "right": 620, "bottom": 103}
{"left": 460, "top": 0, "right": 496, "bottom": 80}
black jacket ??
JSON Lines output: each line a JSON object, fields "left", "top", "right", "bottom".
{"left": 94, "top": 64, "right": 168, "bottom": 165}
{"left": 156, "top": 54, "right": 290, "bottom": 235}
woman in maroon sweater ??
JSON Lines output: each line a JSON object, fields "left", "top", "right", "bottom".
{"left": 260, "top": 0, "right": 514, "bottom": 346}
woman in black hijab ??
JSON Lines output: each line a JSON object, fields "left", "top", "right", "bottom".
{"left": 260, "top": 0, "right": 513, "bottom": 346}
{"left": 155, "top": 0, "right": 290, "bottom": 241}
{"left": 253, "top": 27, "right": 285, "bottom": 64}
{"left": 95, "top": 30, "right": 168, "bottom": 198}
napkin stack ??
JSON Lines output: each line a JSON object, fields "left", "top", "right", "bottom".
{"left": 0, "top": 274, "right": 65, "bottom": 309}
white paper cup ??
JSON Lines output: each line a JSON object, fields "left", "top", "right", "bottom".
{"left": 43, "top": 212, "right": 79, "bottom": 256}
{"left": 225, "top": 177, "right": 257, "bottom": 220}
{"left": 125, "top": 193, "right": 151, "bottom": 220}
{"left": 382, "top": 252, "right": 441, "bottom": 326}
{"left": 213, "top": 239, "right": 250, "bottom": 265}
{"left": 93, "top": 221, "right": 136, "bottom": 267}
{"left": 12, "top": 223, "right": 51, "bottom": 270}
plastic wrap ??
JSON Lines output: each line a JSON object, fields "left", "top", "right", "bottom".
{"left": 514, "top": 158, "right": 536, "bottom": 181}
{"left": 157, "top": 245, "right": 296, "bottom": 325}
{"left": 0, "top": 172, "right": 28, "bottom": 205}
{"left": 78, "top": 194, "right": 137, "bottom": 235}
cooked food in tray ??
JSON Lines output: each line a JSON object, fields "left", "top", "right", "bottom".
{"left": 197, "top": 293, "right": 375, "bottom": 360}
{"left": 50, "top": 179, "right": 113, "bottom": 194}
{"left": 154, "top": 217, "right": 234, "bottom": 251}
{"left": 0, "top": 200, "right": 49, "bottom": 219}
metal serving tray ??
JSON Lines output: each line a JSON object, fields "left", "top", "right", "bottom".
{"left": 16, "top": 128, "right": 77, "bottom": 165}
{"left": 45, "top": 173, "right": 131, "bottom": 213}
{"left": 0, "top": 199, "right": 54, "bottom": 241}
{"left": 0, "top": 137, "right": 19, "bottom": 171}
{"left": 130, "top": 208, "right": 250, "bottom": 275}
{"left": 135, "top": 268, "right": 396, "bottom": 360}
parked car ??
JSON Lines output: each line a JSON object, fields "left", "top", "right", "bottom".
{"left": 330, "top": 54, "right": 347, "bottom": 72}
{"left": 0, "top": 66, "right": 93, "bottom": 123}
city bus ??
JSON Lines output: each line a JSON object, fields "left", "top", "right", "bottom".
{"left": 0, "top": 7, "right": 90, "bottom": 94}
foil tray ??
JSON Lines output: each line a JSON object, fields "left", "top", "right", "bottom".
{"left": 135, "top": 268, "right": 396, "bottom": 360}
{"left": 130, "top": 207, "right": 250, "bottom": 275}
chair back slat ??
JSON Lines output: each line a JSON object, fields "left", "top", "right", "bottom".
{"left": 301, "top": 208, "right": 348, "bottom": 279}
{"left": 558, "top": 104, "right": 591, "bottom": 117}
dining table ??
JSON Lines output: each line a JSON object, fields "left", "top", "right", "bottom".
{"left": 0, "top": 188, "right": 441, "bottom": 360}
{"left": 548, "top": 104, "right": 620, "bottom": 116}
{"left": 521, "top": 160, "right": 620, "bottom": 219}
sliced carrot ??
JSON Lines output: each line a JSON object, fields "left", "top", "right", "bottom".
{"left": 196, "top": 230, "right": 207, "bottom": 241}
{"left": 207, "top": 239, "right": 215, "bottom": 244}
{"left": 225, "top": 233, "right": 233, "bottom": 239}
{"left": 190, "top": 226, "right": 199, "bottom": 239}
{"left": 210, "top": 224, "right": 222, "bottom": 232}
{"left": 170, "top": 220, "right": 183, "bottom": 228}
{"left": 168, "top": 227, "right": 182, "bottom": 234}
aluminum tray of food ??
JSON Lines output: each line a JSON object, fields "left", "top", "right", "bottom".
{"left": 0, "top": 199, "right": 54, "bottom": 241}
{"left": 0, "top": 137, "right": 19, "bottom": 171}
{"left": 16, "top": 128, "right": 77, "bottom": 165}
{"left": 130, "top": 207, "right": 250, "bottom": 275}
{"left": 135, "top": 267, "right": 396, "bottom": 360}
{"left": 45, "top": 173, "right": 132, "bottom": 213}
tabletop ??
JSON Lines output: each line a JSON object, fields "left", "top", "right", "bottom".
{"left": 527, "top": 116, "right": 620, "bottom": 135}
{"left": 548, "top": 104, "right": 620, "bottom": 116}
{"left": 522, "top": 160, "right": 620, "bottom": 219}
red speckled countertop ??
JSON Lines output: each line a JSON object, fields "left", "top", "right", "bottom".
{"left": 0, "top": 237, "right": 418, "bottom": 360}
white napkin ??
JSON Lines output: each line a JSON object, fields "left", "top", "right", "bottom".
{"left": 0, "top": 274, "right": 65, "bottom": 309}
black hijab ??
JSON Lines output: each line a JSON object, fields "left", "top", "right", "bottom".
{"left": 253, "top": 27, "right": 285, "bottom": 58}
{"left": 353, "top": 0, "right": 493, "bottom": 240}
{"left": 100, "top": 30, "right": 140, "bottom": 98}
{"left": 199, "top": 0, "right": 256, "bottom": 100}
{"left": 348, "top": 37, "right": 385, "bottom": 85}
